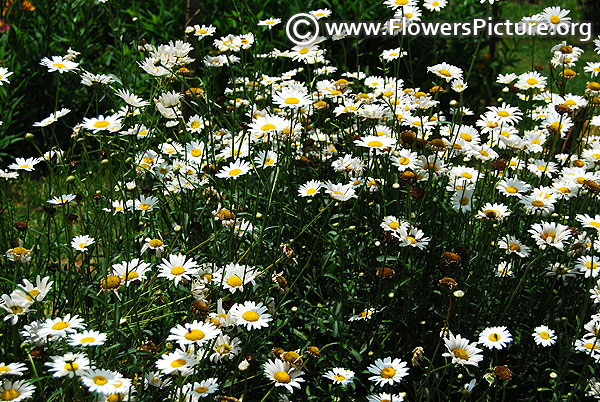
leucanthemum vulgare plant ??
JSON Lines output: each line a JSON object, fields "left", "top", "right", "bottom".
{"left": 2, "top": 0, "right": 600, "bottom": 401}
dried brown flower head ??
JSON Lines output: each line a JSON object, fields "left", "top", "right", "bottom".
{"left": 493, "top": 365, "right": 513, "bottom": 381}
{"left": 439, "top": 277, "right": 458, "bottom": 290}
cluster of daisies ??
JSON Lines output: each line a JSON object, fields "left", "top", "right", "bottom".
{"left": 3, "top": 0, "right": 600, "bottom": 399}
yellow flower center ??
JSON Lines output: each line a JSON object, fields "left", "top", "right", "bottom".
{"left": 10, "top": 306, "right": 23, "bottom": 314}
{"left": 12, "top": 247, "right": 28, "bottom": 255}
{"left": 64, "top": 362, "right": 79, "bottom": 371}
{"left": 227, "top": 275, "right": 243, "bottom": 287}
{"left": 438, "top": 69, "right": 452, "bottom": 77}
{"left": 550, "top": 16, "right": 560, "bottom": 24}
{"left": 53, "top": 63, "right": 66, "bottom": 69}
{"left": 488, "top": 333, "right": 500, "bottom": 341}
{"left": 461, "top": 172, "right": 473, "bottom": 179}
{"left": 93, "top": 120, "right": 110, "bottom": 128}
{"left": 505, "top": 186, "right": 518, "bottom": 194}
{"left": 274, "top": 371, "right": 291, "bottom": 383}
{"left": 539, "top": 331, "right": 550, "bottom": 340}
{"left": 380, "top": 367, "right": 396, "bottom": 378}
{"left": 242, "top": 311, "right": 260, "bottom": 322}
{"left": 367, "top": 140, "right": 384, "bottom": 147}
{"left": 497, "top": 110, "right": 510, "bottom": 117}
{"left": 334, "top": 374, "right": 346, "bottom": 381}
{"left": 79, "top": 337, "right": 95, "bottom": 343}
{"left": 460, "top": 133, "right": 472, "bottom": 141}
{"left": 191, "top": 148, "right": 202, "bottom": 157}
{"left": 299, "top": 48, "right": 309, "bottom": 55}
{"left": 125, "top": 271, "right": 139, "bottom": 281}
{"left": 184, "top": 329, "right": 205, "bottom": 341}
{"left": 452, "top": 348, "right": 469, "bottom": 360}
{"left": 148, "top": 239, "right": 163, "bottom": 247}
{"left": 228, "top": 168, "right": 242, "bottom": 176}
{"left": 306, "top": 188, "right": 316, "bottom": 195}
{"left": 540, "top": 232, "right": 556, "bottom": 242}
{"left": 107, "top": 394, "right": 125, "bottom": 402}
{"left": 585, "top": 261, "right": 598, "bottom": 270}
{"left": 550, "top": 122, "right": 563, "bottom": 131}
{"left": 398, "top": 156, "right": 410, "bottom": 165}
{"left": 195, "top": 386, "right": 209, "bottom": 393}
{"left": 170, "top": 359, "right": 187, "bottom": 368}
{"left": 171, "top": 266, "right": 185, "bottom": 275}
{"left": 531, "top": 200, "right": 544, "bottom": 207}
{"left": 285, "top": 97, "right": 300, "bottom": 104}
{"left": 190, "top": 121, "right": 201, "bottom": 129}
{"left": 508, "top": 243, "right": 521, "bottom": 252}
{"left": 459, "top": 197, "right": 470, "bottom": 206}
{"left": 526, "top": 78, "right": 539, "bottom": 85}
{"left": 94, "top": 375, "right": 108, "bottom": 385}
{"left": 217, "top": 344, "right": 232, "bottom": 354}
{"left": 52, "top": 321, "right": 70, "bottom": 330}
{"left": 389, "top": 221, "right": 400, "bottom": 230}
{"left": 261, "top": 123, "right": 276, "bottom": 131}
{"left": 0, "top": 389, "right": 20, "bottom": 401}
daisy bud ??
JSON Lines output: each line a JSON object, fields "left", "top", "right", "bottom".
{"left": 101, "top": 159, "right": 110, "bottom": 165}
{"left": 238, "top": 360, "right": 250, "bottom": 371}
{"left": 25, "top": 133, "right": 35, "bottom": 141}
{"left": 453, "top": 290, "right": 465, "bottom": 298}
{"left": 66, "top": 175, "right": 76, "bottom": 183}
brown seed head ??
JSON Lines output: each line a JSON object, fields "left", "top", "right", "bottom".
{"left": 439, "top": 277, "right": 458, "bottom": 290}
{"left": 491, "top": 159, "right": 508, "bottom": 171}
{"left": 493, "top": 365, "right": 513, "bottom": 381}
{"left": 555, "top": 104, "right": 572, "bottom": 115}
{"left": 400, "top": 170, "right": 417, "bottom": 184}
{"left": 14, "top": 221, "right": 28, "bottom": 232}
{"left": 428, "top": 138, "right": 447, "bottom": 151}
{"left": 191, "top": 300, "right": 210, "bottom": 318}
{"left": 376, "top": 267, "right": 396, "bottom": 278}
{"left": 401, "top": 130, "right": 417, "bottom": 145}
{"left": 584, "top": 179, "right": 600, "bottom": 195}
